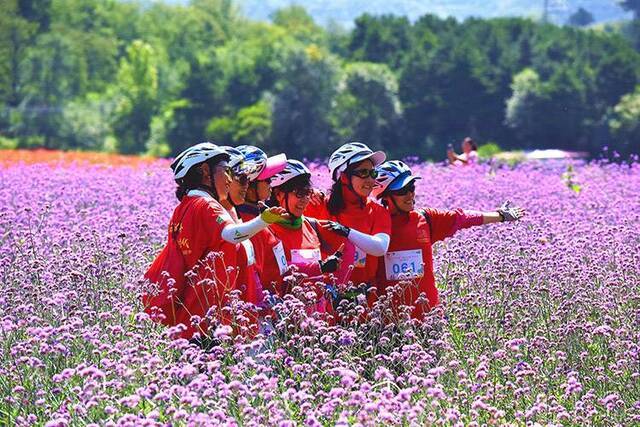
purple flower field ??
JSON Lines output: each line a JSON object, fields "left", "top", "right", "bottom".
{"left": 1, "top": 156, "right": 639, "bottom": 426}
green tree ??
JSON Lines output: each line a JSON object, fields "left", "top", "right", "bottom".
{"left": 111, "top": 40, "right": 159, "bottom": 154}
{"left": 17, "top": 0, "right": 52, "bottom": 32}
{"left": 567, "top": 8, "right": 594, "bottom": 27}
{"left": 506, "top": 67, "right": 590, "bottom": 151}
{"left": 0, "top": 1, "right": 38, "bottom": 132}
{"left": 206, "top": 99, "right": 272, "bottom": 147}
{"left": 13, "top": 31, "right": 88, "bottom": 148}
{"left": 505, "top": 68, "right": 545, "bottom": 147}
{"left": 271, "top": 44, "right": 340, "bottom": 158}
{"left": 609, "top": 85, "right": 640, "bottom": 155}
{"left": 332, "top": 62, "right": 402, "bottom": 153}
{"left": 59, "top": 93, "right": 115, "bottom": 151}
{"left": 271, "top": 5, "right": 324, "bottom": 45}
{"left": 619, "top": 0, "right": 640, "bottom": 19}
{"left": 349, "top": 14, "right": 411, "bottom": 69}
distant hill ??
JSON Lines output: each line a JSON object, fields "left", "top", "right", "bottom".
{"left": 233, "top": 0, "right": 632, "bottom": 27}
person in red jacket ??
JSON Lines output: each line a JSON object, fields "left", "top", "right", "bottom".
{"left": 304, "top": 142, "right": 390, "bottom": 306}
{"left": 235, "top": 145, "right": 287, "bottom": 223}
{"left": 142, "top": 143, "right": 288, "bottom": 343}
{"left": 260, "top": 159, "right": 354, "bottom": 314}
{"left": 218, "top": 146, "right": 288, "bottom": 336}
{"left": 372, "top": 160, "right": 525, "bottom": 320}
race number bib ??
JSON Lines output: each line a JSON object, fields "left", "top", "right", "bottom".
{"left": 272, "top": 242, "right": 288, "bottom": 275}
{"left": 290, "top": 248, "right": 321, "bottom": 265}
{"left": 241, "top": 240, "right": 256, "bottom": 266}
{"left": 353, "top": 247, "right": 367, "bottom": 269}
{"left": 384, "top": 249, "right": 424, "bottom": 281}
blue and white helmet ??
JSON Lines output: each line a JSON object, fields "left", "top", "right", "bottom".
{"left": 372, "top": 160, "right": 421, "bottom": 198}
{"left": 328, "top": 142, "right": 386, "bottom": 181}
{"left": 171, "top": 142, "right": 229, "bottom": 180}
{"left": 236, "top": 145, "right": 288, "bottom": 182}
{"left": 236, "top": 145, "right": 268, "bottom": 181}
{"left": 271, "top": 159, "right": 311, "bottom": 188}
{"left": 221, "top": 146, "right": 246, "bottom": 175}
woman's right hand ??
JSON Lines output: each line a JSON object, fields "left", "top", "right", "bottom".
{"left": 260, "top": 205, "right": 290, "bottom": 224}
{"left": 309, "top": 188, "right": 325, "bottom": 205}
{"left": 319, "top": 220, "right": 351, "bottom": 238}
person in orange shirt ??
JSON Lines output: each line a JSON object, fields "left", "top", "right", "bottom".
{"left": 304, "top": 142, "right": 391, "bottom": 306}
{"left": 142, "top": 143, "right": 288, "bottom": 343}
{"left": 259, "top": 160, "right": 354, "bottom": 314}
{"left": 372, "top": 160, "right": 525, "bottom": 320}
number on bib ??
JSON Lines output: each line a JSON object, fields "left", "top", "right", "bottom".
{"left": 384, "top": 249, "right": 424, "bottom": 281}
{"left": 353, "top": 247, "right": 367, "bottom": 269}
{"left": 272, "top": 242, "right": 288, "bottom": 275}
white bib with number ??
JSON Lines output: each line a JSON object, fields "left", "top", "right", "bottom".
{"left": 384, "top": 249, "right": 424, "bottom": 281}
{"left": 290, "top": 248, "right": 321, "bottom": 265}
{"left": 272, "top": 242, "right": 288, "bottom": 275}
{"left": 241, "top": 240, "right": 256, "bottom": 266}
{"left": 353, "top": 247, "right": 367, "bottom": 269}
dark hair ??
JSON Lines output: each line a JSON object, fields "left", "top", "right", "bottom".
{"left": 175, "top": 154, "right": 228, "bottom": 201}
{"left": 269, "top": 174, "right": 312, "bottom": 207}
{"left": 327, "top": 161, "right": 363, "bottom": 215}
{"left": 464, "top": 137, "right": 477, "bottom": 151}
{"left": 327, "top": 180, "right": 344, "bottom": 216}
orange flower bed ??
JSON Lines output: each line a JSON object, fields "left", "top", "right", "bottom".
{"left": 0, "top": 149, "right": 166, "bottom": 167}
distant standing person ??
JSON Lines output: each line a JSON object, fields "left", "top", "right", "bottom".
{"left": 448, "top": 137, "right": 478, "bottom": 166}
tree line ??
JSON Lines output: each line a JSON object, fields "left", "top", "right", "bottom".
{"left": 1, "top": 0, "right": 639, "bottom": 160}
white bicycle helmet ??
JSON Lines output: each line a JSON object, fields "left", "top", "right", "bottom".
{"left": 171, "top": 142, "right": 229, "bottom": 180}
{"left": 372, "top": 160, "right": 421, "bottom": 198}
{"left": 271, "top": 159, "right": 311, "bottom": 188}
{"left": 221, "top": 146, "right": 246, "bottom": 175}
{"left": 328, "top": 142, "right": 386, "bottom": 181}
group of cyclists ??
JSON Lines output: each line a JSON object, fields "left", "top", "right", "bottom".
{"left": 142, "top": 142, "right": 524, "bottom": 341}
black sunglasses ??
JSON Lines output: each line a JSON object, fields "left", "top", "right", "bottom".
{"left": 233, "top": 173, "right": 250, "bottom": 185}
{"left": 391, "top": 182, "right": 416, "bottom": 196}
{"left": 350, "top": 168, "right": 379, "bottom": 179}
{"left": 291, "top": 187, "right": 313, "bottom": 198}
{"left": 216, "top": 165, "right": 232, "bottom": 176}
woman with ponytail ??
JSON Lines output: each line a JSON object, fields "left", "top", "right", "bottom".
{"left": 304, "top": 142, "right": 391, "bottom": 306}
{"left": 142, "top": 143, "right": 288, "bottom": 342}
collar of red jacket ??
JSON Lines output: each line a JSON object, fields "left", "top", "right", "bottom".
{"left": 341, "top": 182, "right": 367, "bottom": 210}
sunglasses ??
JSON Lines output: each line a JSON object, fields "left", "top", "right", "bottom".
{"left": 391, "top": 182, "right": 416, "bottom": 196}
{"left": 350, "top": 168, "right": 379, "bottom": 179}
{"left": 233, "top": 173, "right": 250, "bottom": 185}
{"left": 291, "top": 187, "right": 313, "bottom": 198}
{"left": 216, "top": 165, "right": 233, "bottom": 177}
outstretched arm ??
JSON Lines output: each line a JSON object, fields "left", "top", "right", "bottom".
{"left": 221, "top": 206, "right": 289, "bottom": 243}
{"left": 319, "top": 220, "right": 390, "bottom": 256}
{"left": 428, "top": 201, "right": 525, "bottom": 242}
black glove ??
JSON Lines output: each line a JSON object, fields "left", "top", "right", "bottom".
{"left": 321, "top": 220, "right": 350, "bottom": 238}
{"left": 319, "top": 255, "right": 340, "bottom": 273}
{"left": 319, "top": 244, "right": 344, "bottom": 273}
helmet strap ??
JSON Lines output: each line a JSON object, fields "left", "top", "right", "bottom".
{"left": 389, "top": 194, "right": 410, "bottom": 215}
{"left": 342, "top": 173, "right": 365, "bottom": 208}
{"left": 284, "top": 192, "right": 297, "bottom": 219}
